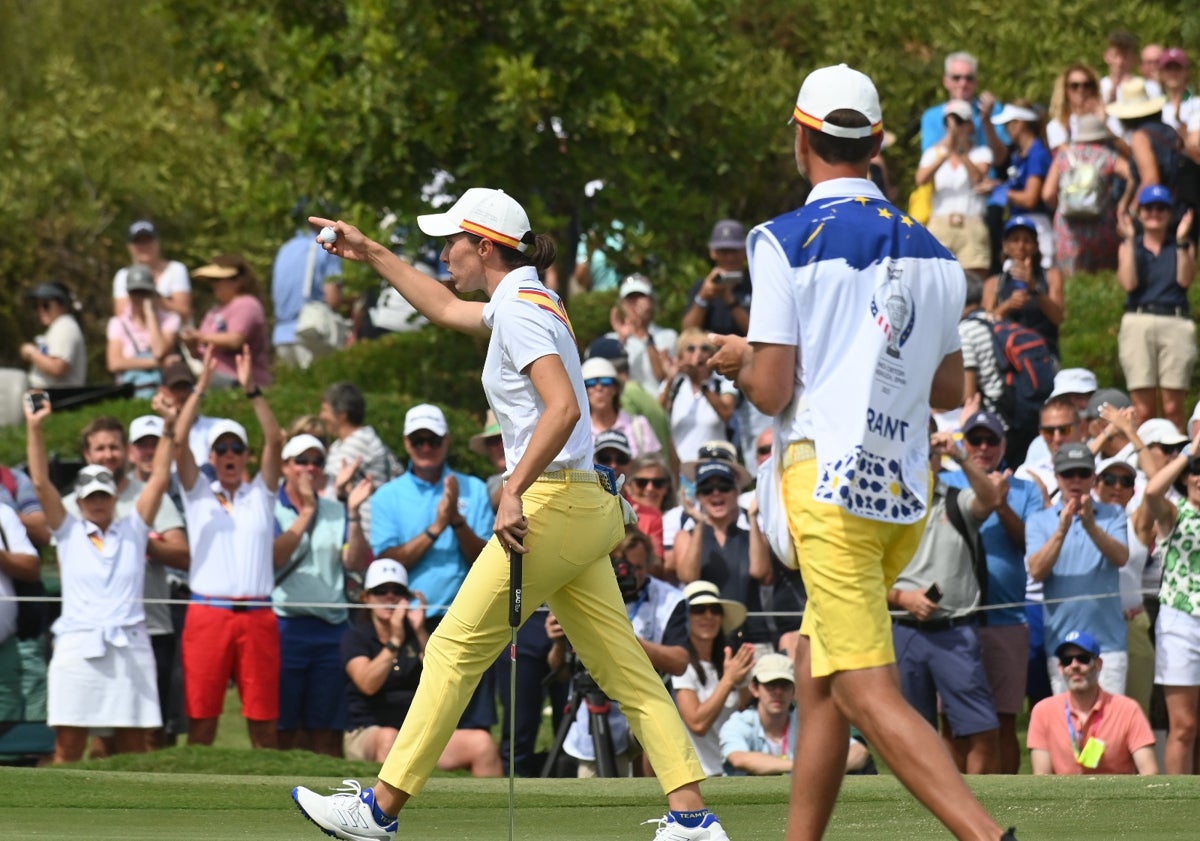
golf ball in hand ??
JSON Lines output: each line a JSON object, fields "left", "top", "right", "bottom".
{"left": 318, "top": 226, "right": 337, "bottom": 244}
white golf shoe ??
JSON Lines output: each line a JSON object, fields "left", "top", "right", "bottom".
{"left": 292, "top": 779, "right": 398, "bottom": 841}
{"left": 644, "top": 812, "right": 731, "bottom": 840}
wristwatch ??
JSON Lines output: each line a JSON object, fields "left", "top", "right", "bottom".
{"left": 384, "top": 640, "right": 400, "bottom": 653}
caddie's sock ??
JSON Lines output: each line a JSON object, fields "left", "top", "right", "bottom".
{"left": 670, "top": 809, "right": 710, "bottom": 828}
{"left": 360, "top": 787, "right": 396, "bottom": 826}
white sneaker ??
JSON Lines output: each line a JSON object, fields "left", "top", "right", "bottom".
{"left": 643, "top": 812, "right": 731, "bottom": 840}
{"left": 291, "top": 779, "right": 398, "bottom": 841}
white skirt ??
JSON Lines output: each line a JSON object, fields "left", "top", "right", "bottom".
{"left": 48, "top": 627, "right": 162, "bottom": 728}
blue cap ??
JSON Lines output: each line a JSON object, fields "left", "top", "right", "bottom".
{"left": 694, "top": 460, "right": 737, "bottom": 488}
{"left": 1004, "top": 214, "right": 1038, "bottom": 236}
{"left": 1138, "top": 184, "right": 1173, "bottom": 207}
{"left": 1055, "top": 630, "right": 1101, "bottom": 658}
{"left": 586, "top": 336, "right": 627, "bottom": 362}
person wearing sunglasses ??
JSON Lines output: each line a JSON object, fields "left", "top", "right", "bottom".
{"left": 297, "top": 189, "right": 730, "bottom": 841}
{"left": 21, "top": 281, "right": 86, "bottom": 390}
{"left": 1116, "top": 184, "right": 1197, "bottom": 432}
{"left": 1014, "top": 395, "right": 1089, "bottom": 505}
{"left": 582, "top": 356, "right": 662, "bottom": 460}
{"left": 672, "top": 581, "right": 755, "bottom": 777}
{"left": 1141, "top": 420, "right": 1200, "bottom": 773}
{"left": 942, "top": 405, "right": 1044, "bottom": 774}
{"left": 1028, "top": 442, "right": 1130, "bottom": 699}
{"left": 1027, "top": 630, "right": 1157, "bottom": 775}
{"left": 271, "top": 433, "right": 372, "bottom": 757}
{"left": 1045, "top": 63, "right": 1106, "bottom": 153}
{"left": 919, "top": 52, "right": 1007, "bottom": 153}
{"left": 171, "top": 345, "right": 283, "bottom": 750}
{"left": 341, "top": 558, "right": 499, "bottom": 777}
{"left": 24, "top": 388, "right": 176, "bottom": 763}
{"left": 1094, "top": 457, "right": 1155, "bottom": 717}
{"left": 662, "top": 329, "right": 738, "bottom": 471}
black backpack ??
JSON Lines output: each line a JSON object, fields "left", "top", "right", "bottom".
{"left": 988, "top": 319, "right": 1057, "bottom": 434}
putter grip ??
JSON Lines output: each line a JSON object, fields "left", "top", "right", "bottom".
{"left": 508, "top": 542, "right": 523, "bottom": 628}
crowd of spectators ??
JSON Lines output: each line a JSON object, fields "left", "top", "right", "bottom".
{"left": 5, "top": 32, "right": 1200, "bottom": 781}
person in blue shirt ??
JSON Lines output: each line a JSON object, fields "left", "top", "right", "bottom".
{"left": 1027, "top": 442, "right": 1129, "bottom": 697}
{"left": 920, "top": 52, "right": 1009, "bottom": 152}
{"left": 271, "top": 221, "right": 343, "bottom": 369}
{"left": 943, "top": 405, "right": 1043, "bottom": 774}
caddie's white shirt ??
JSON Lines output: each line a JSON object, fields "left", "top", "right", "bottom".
{"left": 182, "top": 474, "right": 275, "bottom": 597}
{"left": 481, "top": 266, "right": 593, "bottom": 475}
{"left": 0, "top": 505, "right": 37, "bottom": 640}
{"left": 51, "top": 511, "right": 151, "bottom": 656}
{"left": 746, "top": 178, "right": 964, "bottom": 524}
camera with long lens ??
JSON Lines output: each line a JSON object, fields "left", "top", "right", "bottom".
{"left": 612, "top": 554, "right": 640, "bottom": 603}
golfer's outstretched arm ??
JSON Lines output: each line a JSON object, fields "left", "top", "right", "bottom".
{"left": 310, "top": 217, "right": 487, "bottom": 337}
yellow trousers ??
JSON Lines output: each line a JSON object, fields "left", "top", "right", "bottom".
{"left": 379, "top": 476, "right": 705, "bottom": 795}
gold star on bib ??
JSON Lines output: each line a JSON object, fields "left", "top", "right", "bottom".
{"left": 877, "top": 207, "right": 893, "bottom": 219}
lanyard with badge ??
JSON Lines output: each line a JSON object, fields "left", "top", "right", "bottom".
{"left": 1065, "top": 700, "right": 1106, "bottom": 768}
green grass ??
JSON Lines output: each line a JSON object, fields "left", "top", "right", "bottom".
{"left": 1, "top": 761, "right": 1198, "bottom": 840}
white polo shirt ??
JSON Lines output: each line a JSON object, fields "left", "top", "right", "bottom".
{"left": 481, "top": 266, "right": 593, "bottom": 475}
{"left": 0, "top": 506, "right": 37, "bottom": 641}
{"left": 182, "top": 474, "right": 275, "bottom": 598}
{"left": 746, "top": 178, "right": 964, "bottom": 525}
{"left": 51, "top": 512, "right": 151, "bottom": 654}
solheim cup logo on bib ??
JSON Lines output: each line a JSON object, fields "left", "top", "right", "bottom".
{"left": 871, "top": 263, "right": 915, "bottom": 358}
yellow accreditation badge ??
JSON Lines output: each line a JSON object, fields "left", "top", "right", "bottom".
{"left": 1077, "top": 736, "right": 1106, "bottom": 769}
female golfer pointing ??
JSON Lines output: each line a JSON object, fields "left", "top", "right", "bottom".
{"left": 292, "top": 188, "right": 730, "bottom": 841}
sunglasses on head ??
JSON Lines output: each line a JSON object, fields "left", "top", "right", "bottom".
{"left": 632, "top": 476, "right": 669, "bottom": 490}
{"left": 213, "top": 442, "right": 248, "bottom": 456}
{"left": 965, "top": 433, "right": 1001, "bottom": 447}
{"left": 1058, "top": 652, "right": 1094, "bottom": 667}
{"left": 689, "top": 603, "right": 724, "bottom": 616}
{"left": 596, "top": 451, "right": 631, "bottom": 467}
{"left": 369, "top": 583, "right": 408, "bottom": 597}
{"left": 949, "top": 73, "right": 976, "bottom": 82}
{"left": 1059, "top": 468, "right": 1094, "bottom": 480}
{"left": 685, "top": 344, "right": 716, "bottom": 354}
{"left": 1099, "top": 473, "right": 1135, "bottom": 489}
{"left": 584, "top": 377, "right": 617, "bottom": 389}
{"left": 1041, "top": 423, "right": 1075, "bottom": 436}
{"left": 408, "top": 433, "right": 445, "bottom": 449}
{"left": 293, "top": 455, "right": 325, "bottom": 468}
{"left": 697, "top": 481, "right": 735, "bottom": 496}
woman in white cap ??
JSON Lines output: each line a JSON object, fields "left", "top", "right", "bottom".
{"left": 297, "top": 191, "right": 730, "bottom": 840}
{"left": 582, "top": 356, "right": 662, "bottom": 458}
{"left": 983, "top": 99, "right": 1056, "bottom": 266}
{"left": 341, "top": 559, "right": 500, "bottom": 775}
{"left": 24, "top": 390, "right": 175, "bottom": 763}
{"left": 672, "top": 581, "right": 755, "bottom": 777}
{"left": 272, "top": 432, "right": 373, "bottom": 757}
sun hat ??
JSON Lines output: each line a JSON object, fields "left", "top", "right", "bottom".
{"left": 282, "top": 433, "right": 326, "bottom": 461}
{"left": 404, "top": 404, "right": 448, "bottom": 437}
{"left": 1072, "top": 114, "right": 1110, "bottom": 143}
{"left": 752, "top": 653, "right": 795, "bottom": 684}
{"left": 944, "top": 99, "right": 973, "bottom": 122}
{"left": 192, "top": 254, "right": 249, "bottom": 280}
{"left": 790, "top": 64, "right": 883, "bottom": 139}
{"left": 129, "top": 415, "right": 165, "bottom": 444}
{"left": 1137, "top": 418, "right": 1188, "bottom": 447}
{"left": 416, "top": 188, "right": 533, "bottom": 254}
{"left": 207, "top": 419, "right": 249, "bottom": 451}
{"left": 469, "top": 409, "right": 502, "bottom": 456}
{"left": 1105, "top": 78, "right": 1167, "bottom": 120}
{"left": 1053, "top": 442, "right": 1095, "bottom": 474}
{"left": 682, "top": 580, "right": 747, "bottom": 634}
{"left": 363, "top": 559, "right": 410, "bottom": 593}
{"left": 618, "top": 273, "right": 655, "bottom": 299}
{"left": 1049, "top": 368, "right": 1097, "bottom": 399}
{"left": 125, "top": 265, "right": 157, "bottom": 295}
{"left": 991, "top": 104, "right": 1039, "bottom": 124}
{"left": 75, "top": 465, "right": 118, "bottom": 499}
{"left": 1054, "top": 629, "right": 1100, "bottom": 658}
{"left": 1138, "top": 184, "right": 1173, "bottom": 207}
{"left": 680, "top": 457, "right": 752, "bottom": 491}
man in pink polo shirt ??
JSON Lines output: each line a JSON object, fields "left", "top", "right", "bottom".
{"left": 1027, "top": 630, "right": 1158, "bottom": 775}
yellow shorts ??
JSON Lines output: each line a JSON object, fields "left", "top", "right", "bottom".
{"left": 782, "top": 458, "right": 927, "bottom": 677}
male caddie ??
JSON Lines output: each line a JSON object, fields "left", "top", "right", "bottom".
{"left": 711, "top": 64, "right": 1017, "bottom": 841}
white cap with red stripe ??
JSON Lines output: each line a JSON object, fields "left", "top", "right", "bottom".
{"left": 417, "top": 187, "right": 533, "bottom": 253}
{"left": 790, "top": 63, "right": 883, "bottom": 140}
